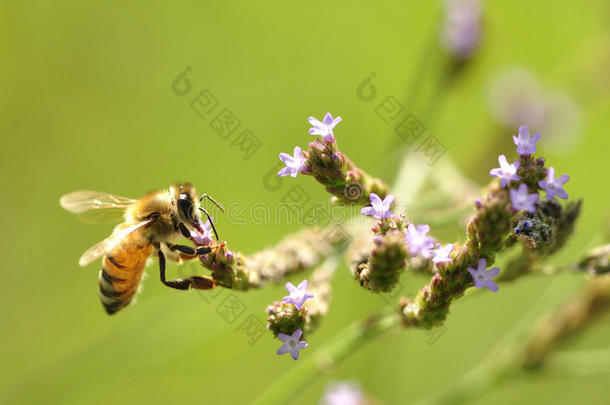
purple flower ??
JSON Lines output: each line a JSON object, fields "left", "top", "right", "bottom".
{"left": 467, "top": 258, "right": 500, "bottom": 292}
{"left": 509, "top": 183, "right": 539, "bottom": 213}
{"left": 282, "top": 280, "right": 314, "bottom": 310}
{"left": 513, "top": 125, "right": 540, "bottom": 155}
{"left": 276, "top": 328, "right": 308, "bottom": 360}
{"left": 278, "top": 146, "right": 306, "bottom": 178}
{"left": 322, "top": 381, "right": 364, "bottom": 405}
{"left": 360, "top": 193, "right": 394, "bottom": 219}
{"left": 432, "top": 243, "right": 454, "bottom": 264}
{"left": 190, "top": 218, "right": 214, "bottom": 245}
{"left": 490, "top": 154, "right": 520, "bottom": 188}
{"left": 308, "top": 112, "right": 342, "bottom": 143}
{"left": 538, "top": 167, "right": 569, "bottom": 200}
{"left": 405, "top": 223, "right": 435, "bottom": 259}
{"left": 441, "top": 0, "right": 482, "bottom": 59}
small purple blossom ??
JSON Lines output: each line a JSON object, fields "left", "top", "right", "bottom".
{"left": 276, "top": 328, "right": 308, "bottom": 360}
{"left": 489, "top": 154, "right": 521, "bottom": 188}
{"left": 282, "top": 280, "right": 314, "bottom": 310}
{"left": 278, "top": 146, "right": 307, "bottom": 178}
{"left": 467, "top": 258, "right": 500, "bottom": 292}
{"left": 441, "top": 0, "right": 482, "bottom": 59}
{"left": 513, "top": 125, "right": 541, "bottom": 155}
{"left": 405, "top": 223, "right": 435, "bottom": 259}
{"left": 432, "top": 243, "right": 454, "bottom": 264}
{"left": 360, "top": 193, "right": 394, "bottom": 219}
{"left": 538, "top": 167, "right": 569, "bottom": 200}
{"left": 509, "top": 183, "right": 539, "bottom": 213}
{"left": 322, "top": 381, "right": 364, "bottom": 405}
{"left": 308, "top": 112, "right": 342, "bottom": 143}
{"left": 190, "top": 218, "right": 214, "bottom": 245}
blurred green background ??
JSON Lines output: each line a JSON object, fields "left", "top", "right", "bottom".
{"left": 2, "top": 0, "right": 610, "bottom": 404}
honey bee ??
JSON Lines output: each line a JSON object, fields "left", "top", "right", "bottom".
{"left": 60, "top": 183, "right": 223, "bottom": 315}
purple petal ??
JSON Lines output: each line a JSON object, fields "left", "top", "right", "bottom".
{"left": 518, "top": 125, "right": 529, "bottom": 137}
{"left": 417, "top": 224, "right": 430, "bottom": 234}
{"left": 277, "top": 333, "right": 289, "bottom": 342}
{"left": 323, "top": 113, "right": 333, "bottom": 125}
{"left": 298, "top": 341, "right": 308, "bottom": 349}
{"left": 556, "top": 188, "right": 569, "bottom": 199}
{"left": 290, "top": 348, "right": 300, "bottom": 360}
{"left": 308, "top": 116, "right": 321, "bottom": 126}
{"left": 293, "top": 146, "right": 302, "bottom": 158}
{"left": 485, "top": 280, "right": 499, "bottom": 293}
{"left": 292, "top": 328, "right": 303, "bottom": 340}
{"left": 490, "top": 168, "right": 501, "bottom": 178}
{"left": 361, "top": 207, "right": 374, "bottom": 216}
{"left": 498, "top": 154, "right": 508, "bottom": 169}
{"left": 527, "top": 194, "right": 539, "bottom": 204}
{"left": 369, "top": 193, "right": 381, "bottom": 205}
{"left": 467, "top": 268, "right": 477, "bottom": 278}
{"left": 277, "top": 167, "right": 292, "bottom": 177}
{"left": 332, "top": 116, "right": 342, "bottom": 126}
{"left": 557, "top": 174, "right": 570, "bottom": 185}
{"left": 538, "top": 180, "right": 547, "bottom": 190}
{"left": 478, "top": 258, "right": 487, "bottom": 271}
{"left": 296, "top": 280, "right": 308, "bottom": 290}
{"left": 513, "top": 161, "right": 520, "bottom": 170}
{"left": 547, "top": 167, "right": 555, "bottom": 181}
{"left": 500, "top": 178, "right": 509, "bottom": 188}
{"left": 486, "top": 267, "right": 500, "bottom": 277}
{"left": 279, "top": 152, "right": 292, "bottom": 163}
{"left": 304, "top": 293, "right": 314, "bottom": 300}
{"left": 512, "top": 135, "right": 519, "bottom": 146}
{"left": 382, "top": 194, "right": 395, "bottom": 209}
{"left": 277, "top": 344, "right": 290, "bottom": 355}
{"left": 285, "top": 282, "right": 296, "bottom": 293}
{"left": 382, "top": 210, "right": 395, "bottom": 219}
{"left": 531, "top": 132, "right": 541, "bottom": 144}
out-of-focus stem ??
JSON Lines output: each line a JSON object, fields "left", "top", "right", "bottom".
{"left": 253, "top": 310, "right": 400, "bottom": 405}
{"left": 416, "top": 275, "right": 610, "bottom": 405}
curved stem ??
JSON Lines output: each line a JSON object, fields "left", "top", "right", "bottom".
{"left": 253, "top": 311, "right": 400, "bottom": 405}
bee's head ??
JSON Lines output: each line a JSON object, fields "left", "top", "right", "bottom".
{"left": 174, "top": 183, "right": 201, "bottom": 229}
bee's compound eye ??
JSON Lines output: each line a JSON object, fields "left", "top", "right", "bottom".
{"left": 178, "top": 198, "right": 193, "bottom": 220}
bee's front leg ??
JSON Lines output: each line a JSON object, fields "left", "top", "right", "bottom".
{"left": 157, "top": 250, "right": 216, "bottom": 291}
{"left": 168, "top": 243, "right": 211, "bottom": 256}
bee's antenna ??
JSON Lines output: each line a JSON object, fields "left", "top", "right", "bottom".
{"left": 200, "top": 193, "right": 225, "bottom": 213}
{"left": 199, "top": 207, "right": 220, "bottom": 241}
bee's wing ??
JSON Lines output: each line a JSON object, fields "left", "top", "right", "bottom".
{"left": 60, "top": 190, "right": 136, "bottom": 224}
{"left": 78, "top": 220, "right": 152, "bottom": 267}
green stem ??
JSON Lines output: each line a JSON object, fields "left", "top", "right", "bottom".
{"left": 548, "top": 348, "right": 610, "bottom": 377}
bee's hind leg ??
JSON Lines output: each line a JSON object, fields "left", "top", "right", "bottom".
{"left": 157, "top": 250, "right": 216, "bottom": 291}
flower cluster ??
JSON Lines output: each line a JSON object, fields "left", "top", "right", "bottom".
{"left": 272, "top": 116, "right": 579, "bottom": 356}
{"left": 269, "top": 279, "right": 313, "bottom": 360}
{"left": 278, "top": 113, "right": 390, "bottom": 205}
{"left": 399, "top": 125, "right": 576, "bottom": 328}
{"left": 491, "top": 126, "right": 570, "bottom": 211}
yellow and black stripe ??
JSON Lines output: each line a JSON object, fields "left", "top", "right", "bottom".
{"left": 98, "top": 239, "right": 152, "bottom": 315}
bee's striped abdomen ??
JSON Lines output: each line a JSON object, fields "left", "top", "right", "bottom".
{"left": 98, "top": 239, "right": 152, "bottom": 315}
